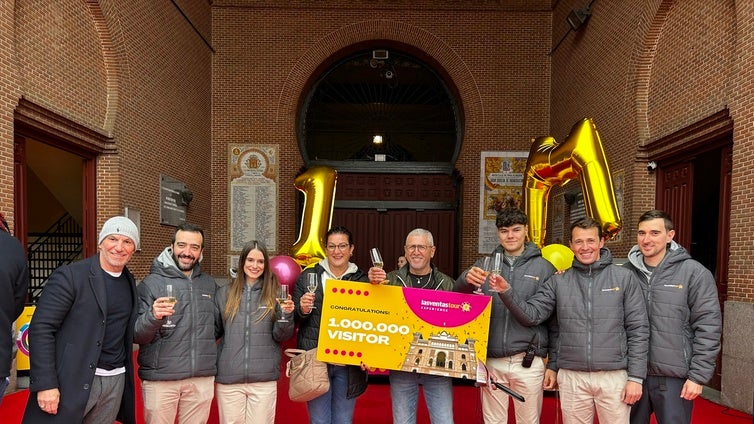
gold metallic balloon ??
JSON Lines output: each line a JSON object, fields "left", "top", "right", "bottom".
{"left": 289, "top": 166, "right": 338, "bottom": 267}
{"left": 524, "top": 118, "right": 622, "bottom": 246}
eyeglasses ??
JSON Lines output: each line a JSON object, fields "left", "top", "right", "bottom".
{"left": 326, "top": 243, "right": 350, "bottom": 252}
{"left": 405, "top": 244, "right": 432, "bottom": 253}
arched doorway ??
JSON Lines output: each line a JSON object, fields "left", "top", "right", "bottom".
{"left": 298, "top": 46, "right": 464, "bottom": 275}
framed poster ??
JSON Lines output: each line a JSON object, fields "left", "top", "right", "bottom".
{"left": 479, "top": 152, "right": 529, "bottom": 253}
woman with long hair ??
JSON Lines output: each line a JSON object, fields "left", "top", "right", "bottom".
{"left": 293, "top": 226, "right": 369, "bottom": 424}
{"left": 215, "top": 240, "right": 295, "bottom": 423}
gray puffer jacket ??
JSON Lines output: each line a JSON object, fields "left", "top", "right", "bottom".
{"left": 134, "top": 247, "right": 220, "bottom": 381}
{"left": 499, "top": 247, "right": 649, "bottom": 381}
{"left": 624, "top": 241, "right": 721, "bottom": 384}
{"left": 215, "top": 282, "right": 294, "bottom": 384}
{"left": 455, "top": 242, "right": 556, "bottom": 360}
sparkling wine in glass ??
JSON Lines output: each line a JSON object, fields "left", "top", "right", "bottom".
{"left": 277, "top": 285, "right": 289, "bottom": 322}
{"left": 163, "top": 284, "right": 177, "bottom": 328}
{"left": 369, "top": 248, "right": 389, "bottom": 285}
{"left": 307, "top": 273, "right": 318, "bottom": 310}
{"left": 474, "top": 256, "right": 491, "bottom": 295}
{"left": 490, "top": 252, "right": 503, "bottom": 276}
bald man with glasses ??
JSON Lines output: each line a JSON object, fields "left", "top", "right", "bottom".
{"left": 369, "top": 228, "right": 456, "bottom": 424}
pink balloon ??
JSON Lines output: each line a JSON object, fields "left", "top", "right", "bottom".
{"left": 269, "top": 255, "right": 302, "bottom": 288}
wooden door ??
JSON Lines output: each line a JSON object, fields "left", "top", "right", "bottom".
{"left": 656, "top": 162, "right": 693, "bottom": 249}
{"left": 333, "top": 208, "right": 456, "bottom": 277}
{"left": 331, "top": 171, "right": 460, "bottom": 277}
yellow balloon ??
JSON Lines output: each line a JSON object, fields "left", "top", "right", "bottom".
{"left": 289, "top": 166, "right": 337, "bottom": 267}
{"left": 541, "top": 244, "right": 574, "bottom": 271}
{"left": 523, "top": 118, "right": 622, "bottom": 246}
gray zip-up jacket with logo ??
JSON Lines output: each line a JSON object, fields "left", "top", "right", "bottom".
{"left": 134, "top": 247, "right": 220, "bottom": 381}
{"left": 215, "top": 282, "right": 294, "bottom": 384}
{"left": 455, "top": 242, "right": 556, "bottom": 360}
{"left": 623, "top": 241, "right": 721, "bottom": 384}
{"left": 498, "top": 247, "right": 649, "bottom": 381}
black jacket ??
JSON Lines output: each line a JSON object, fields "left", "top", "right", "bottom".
{"left": 23, "top": 255, "right": 137, "bottom": 424}
{"left": 0, "top": 231, "right": 28, "bottom": 380}
{"left": 293, "top": 261, "right": 368, "bottom": 399}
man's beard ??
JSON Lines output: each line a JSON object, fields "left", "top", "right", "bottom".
{"left": 173, "top": 253, "right": 198, "bottom": 271}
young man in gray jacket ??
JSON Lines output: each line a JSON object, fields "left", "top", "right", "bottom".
{"left": 134, "top": 223, "right": 219, "bottom": 424}
{"left": 455, "top": 207, "right": 556, "bottom": 424}
{"left": 624, "top": 210, "right": 721, "bottom": 424}
{"left": 490, "top": 217, "right": 649, "bottom": 424}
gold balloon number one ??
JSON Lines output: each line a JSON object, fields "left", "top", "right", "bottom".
{"left": 290, "top": 166, "right": 338, "bottom": 266}
{"left": 524, "top": 118, "right": 622, "bottom": 247}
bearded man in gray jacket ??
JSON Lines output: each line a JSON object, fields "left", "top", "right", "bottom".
{"left": 623, "top": 210, "right": 721, "bottom": 424}
{"left": 134, "top": 223, "right": 219, "bottom": 424}
{"left": 490, "top": 217, "right": 649, "bottom": 424}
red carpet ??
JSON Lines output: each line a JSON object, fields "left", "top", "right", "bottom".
{"left": 2, "top": 351, "right": 751, "bottom": 423}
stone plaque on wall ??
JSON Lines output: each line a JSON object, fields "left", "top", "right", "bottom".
{"left": 228, "top": 145, "right": 278, "bottom": 254}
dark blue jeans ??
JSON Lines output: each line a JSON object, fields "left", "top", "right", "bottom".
{"left": 307, "top": 364, "right": 357, "bottom": 424}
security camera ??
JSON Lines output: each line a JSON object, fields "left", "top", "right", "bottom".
{"left": 647, "top": 161, "right": 658, "bottom": 172}
{"left": 384, "top": 70, "right": 394, "bottom": 79}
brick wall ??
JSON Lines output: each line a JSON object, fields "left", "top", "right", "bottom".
{"left": 211, "top": 4, "right": 552, "bottom": 274}
{"left": 550, "top": 0, "right": 749, "bottom": 301}
{"left": 3, "top": 0, "right": 213, "bottom": 277}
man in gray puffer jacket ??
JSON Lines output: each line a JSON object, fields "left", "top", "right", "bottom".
{"left": 490, "top": 217, "right": 649, "bottom": 424}
{"left": 134, "top": 223, "right": 219, "bottom": 424}
{"left": 623, "top": 210, "right": 721, "bottom": 424}
{"left": 455, "top": 207, "right": 556, "bottom": 424}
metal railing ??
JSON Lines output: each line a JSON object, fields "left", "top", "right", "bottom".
{"left": 27, "top": 213, "right": 83, "bottom": 303}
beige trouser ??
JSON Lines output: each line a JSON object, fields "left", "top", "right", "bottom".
{"left": 215, "top": 380, "right": 277, "bottom": 424}
{"left": 557, "top": 368, "right": 630, "bottom": 424}
{"left": 481, "top": 353, "right": 545, "bottom": 424}
{"left": 141, "top": 376, "right": 215, "bottom": 424}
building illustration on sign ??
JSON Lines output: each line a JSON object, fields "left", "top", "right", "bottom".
{"left": 401, "top": 330, "right": 477, "bottom": 379}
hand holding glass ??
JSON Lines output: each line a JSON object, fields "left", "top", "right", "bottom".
{"left": 307, "top": 274, "right": 318, "bottom": 310}
{"left": 488, "top": 253, "right": 506, "bottom": 292}
{"left": 473, "top": 256, "right": 491, "bottom": 295}
{"left": 369, "top": 248, "right": 389, "bottom": 285}
{"left": 277, "top": 285, "right": 289, "bottom": 322}
{"left": 163, "top": 284, "right": 177, "bottom": 328}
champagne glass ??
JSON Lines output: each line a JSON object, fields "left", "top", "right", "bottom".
{"left": 490, "top": 252, "right": 503, "bottom": 276}
{"left": 277, "top": 285, "right": 289, "bottom": 322}
{"left": 473, "top": 256, "right": 491, "bottom": 295}
{"left": 307, "top": 273, "right": 318, "bottom": 310}
{"left": 369, "top": 248, "right": 389, "bottom": 285}
{"left": 487, "top": 252, "right": 504, "bottom": 292}
{"left": 163, "top": 284, "right": 177, "bottom": 328}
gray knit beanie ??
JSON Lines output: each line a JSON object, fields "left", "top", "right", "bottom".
{"left": 98, "top": 216, "right": 139, "bottom": 248}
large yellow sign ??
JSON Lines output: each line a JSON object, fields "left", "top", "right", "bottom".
{"left": 15, "top": 306, "right": 35, "bottom": 371}
{"left": 317, "top": 280, "right": 492, "bottom": 381}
